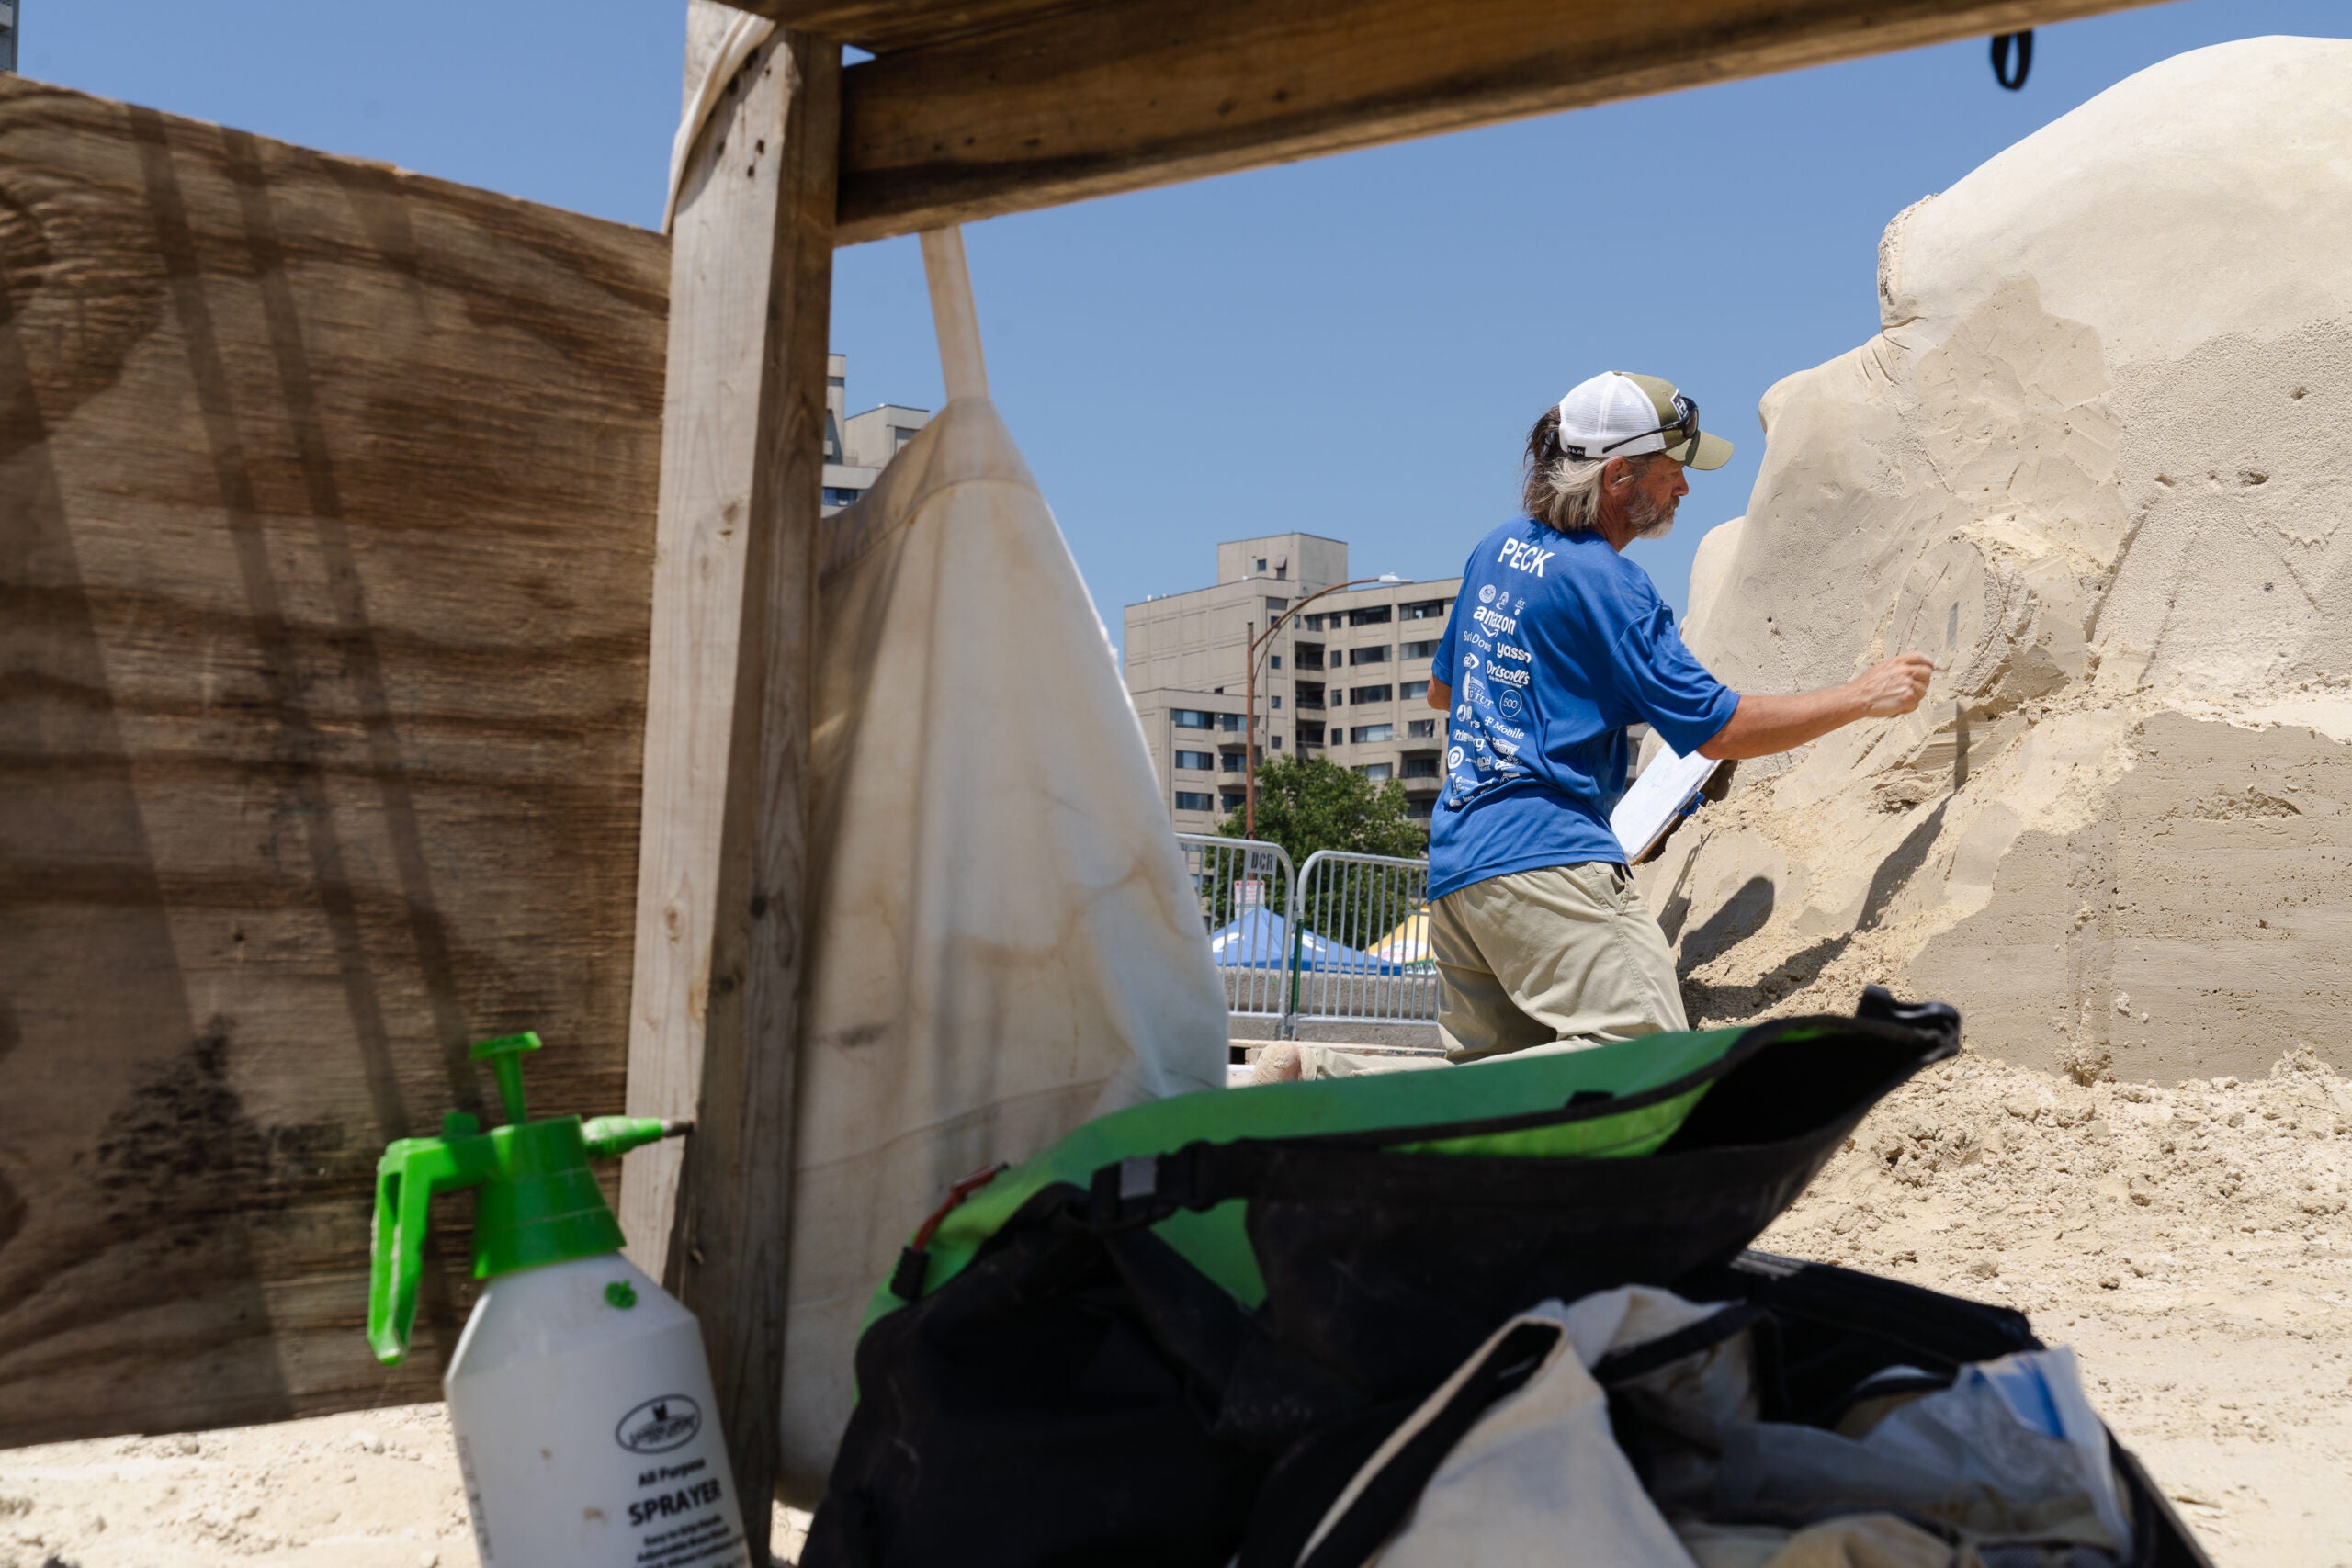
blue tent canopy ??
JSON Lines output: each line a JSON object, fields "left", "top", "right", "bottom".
{"left": 1205, "top": 908, "right": 1399, "bottom": 975}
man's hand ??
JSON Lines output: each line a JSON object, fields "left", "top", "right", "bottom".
{"left": 1697, "top": 649, "right": 1937, "bottom": 761}
{"left": 1848, "top": 652, "right": 1934, "bottom": 717}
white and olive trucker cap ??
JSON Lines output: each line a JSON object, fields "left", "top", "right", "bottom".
{"left": 1555, "top": 371, "right": 1733, "bottom": 470}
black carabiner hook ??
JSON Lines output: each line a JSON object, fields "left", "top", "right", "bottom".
{"left": 1991, "top": 30, "right": 2033, "bottom": 91}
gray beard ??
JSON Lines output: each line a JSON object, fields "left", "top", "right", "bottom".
{"left": 1625, "top": 493, "right": 1678, "bottom": 542}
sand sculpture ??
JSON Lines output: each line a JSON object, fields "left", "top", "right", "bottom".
{"left": 1651, "top": 36, "right": 2352, "bottom": 1083}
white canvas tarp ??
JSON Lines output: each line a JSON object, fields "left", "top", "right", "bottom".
{"left": 777, "top": 231, "right": 1229, "bottom": 1490}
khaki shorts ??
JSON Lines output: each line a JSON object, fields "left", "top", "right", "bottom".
{"left": 1430, "top": 861, "right": 1688, "bottom": 1062}
{"left": 1289, "top": 862, "right": 1687, "bottom": 1080}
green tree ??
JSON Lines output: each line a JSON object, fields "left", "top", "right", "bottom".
{"left": 1217, "top": 755, "right": 1426, "bottom": 946}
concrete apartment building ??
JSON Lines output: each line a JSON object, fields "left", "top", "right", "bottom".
{"left": 1124, "top": 534, "right": 1461, "bottom": 835}
{"left": 821, "top": 353, "right": 930, "bottom": 514}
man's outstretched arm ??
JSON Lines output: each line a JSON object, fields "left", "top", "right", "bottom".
{"left": 1695, "top": 653, "right": 1933, "bottom": 761}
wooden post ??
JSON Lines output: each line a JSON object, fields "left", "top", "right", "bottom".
{"left": 620, "top": 5, "right": 838, "bottom": 1555}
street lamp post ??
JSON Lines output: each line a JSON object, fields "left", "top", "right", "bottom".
{"left": 1243, "top": 573, "right": 1402, "bottom": 840}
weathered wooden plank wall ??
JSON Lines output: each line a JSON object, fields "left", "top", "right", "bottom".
{"left": 0, "top": 75, "right": 668, "bottom": 1446}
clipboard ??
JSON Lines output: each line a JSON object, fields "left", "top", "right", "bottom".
{"left": 1610, "top": 743, "right": 1723, "bottom": 864}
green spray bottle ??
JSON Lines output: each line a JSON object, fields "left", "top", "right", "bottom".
{"left": 368, "top": 1032, "right": 752, "bottom": 1568}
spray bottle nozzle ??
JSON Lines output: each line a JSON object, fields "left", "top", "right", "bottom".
{"left": 582, "top": 1115, "right": 692, "bottom": 1159}
{"left": 366, "top": 1036, "right": 693, "bottom": 1367}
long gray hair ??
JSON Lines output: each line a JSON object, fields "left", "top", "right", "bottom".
{"left": 1521, "top": 405, "right": 1648, "bottom": 534}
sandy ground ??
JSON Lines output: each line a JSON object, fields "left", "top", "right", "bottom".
{"left": 3, "top": 1047, "right": 2345, "bottom": 1567}
{"left": 0, "top": 1404, "right": 812, "bottom": 1568}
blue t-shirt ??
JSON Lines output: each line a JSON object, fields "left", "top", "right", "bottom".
{"left": 1428, "top": 520, "right": 1740, "bottom": 899}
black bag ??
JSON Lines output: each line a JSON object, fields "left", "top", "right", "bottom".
{"left": 805, "top": 993, "right": 2208, "bottom": 1568}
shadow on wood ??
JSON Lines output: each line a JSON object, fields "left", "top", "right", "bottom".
{"left": 0, "top": 76, "right": 667, "bottom": 1447}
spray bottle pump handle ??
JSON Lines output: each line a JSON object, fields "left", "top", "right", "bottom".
{"left": 473, "top": 1030, "right": 541, "bottom": 1125}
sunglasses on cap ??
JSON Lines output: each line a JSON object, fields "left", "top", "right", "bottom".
{"left": 1600, "top": 391, "right": 1701, "bottom": 457}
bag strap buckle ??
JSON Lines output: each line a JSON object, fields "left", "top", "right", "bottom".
{"left": 1083, "top": 1144, "right": 1230, "bottom": 1230}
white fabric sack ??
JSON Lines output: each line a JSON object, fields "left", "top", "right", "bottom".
{"left": 1304, "top": 1287, "right": 1729, "bottom": 1567}
{"left": 776, "top": 231, "right": 1228, "bottom": 1492}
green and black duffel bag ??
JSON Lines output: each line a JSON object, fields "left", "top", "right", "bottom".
{"left": 802, "top": 990, "right": 2209, "bottom": 1568}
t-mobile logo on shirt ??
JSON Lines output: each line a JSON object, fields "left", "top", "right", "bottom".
{"left": 1496, "top": 539, "right": 1555, "bottom": 576}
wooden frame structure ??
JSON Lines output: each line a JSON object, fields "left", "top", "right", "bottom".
{"left": 0, "top": 0, "right": 2157, "bottom": 1557}
{"left": 635, "top": 3, "right": 2153, "bottom": 1546}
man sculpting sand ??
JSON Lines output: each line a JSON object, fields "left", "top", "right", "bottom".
{"left": 1261, "top": 372, "right": 1931, "bottom": 1081}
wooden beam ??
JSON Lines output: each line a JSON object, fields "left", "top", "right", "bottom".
{"left": 752, "top": 0, "right": 1093, "bottom": 53}
{"left": 0, "top": 73, "right": 664, "bottom": 1448}
{"left": 617, "top": 5, "right": 838, "bottom": 1556}
{"left": 821, "top": 0, "right": 2163, "bottom": 244}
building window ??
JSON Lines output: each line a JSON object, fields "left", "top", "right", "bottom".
{"left": 1303, "top": 614, "right": 1326, "bottom": 632}
{"left": 1266, "top": 596, "right": 1287, "bottom": 614}
{"left": 1271, "top": 655, "right": 1283, "bottom": 670}
{"left": 1297, "top": 721, "right": 1326, "bottom": 745}
{"left": 1350, "top": 684, "right": 1393, "bottom": 705}
{"left": 1221, "top": 793, "right": 1246, "bottom": 812}
{"left": 1400, "top": 680, "right": 1429, "bottom": 701}
{"left": 1255, "top": 558, "right": 1267, "bottom": 571}
{"left": 1221, "top": 753, "right": 1248, "bottom": 773}
{"left": 1295, "top": 682, "right": 1325, "bottom": 708}
{"left": 1173, "top": 750, "right": 1214, "bottom": 771}
{"left": 1351, "top": 724, "right": 1394, "bottom": 744}
{"left": 1270, "top": 735, "right": 1283, "bottom": 750}
{"left": 1272, "top": 695, "right": 1283, "bottom": 709}
{"left": 1356, "top": 763, "right": 1393, "bottom": 782}
{"left": 1349, "top": 646, "right": 1390, "bottom": 666}
{"left": 1401, "top": 638, "right": 1440, "bottom": 660}
{"left": 1407, "top": 718, "right": 1437, "bottom": 739}
{"left": 1218, "top": 713, "right": 1248, "bottom": 732}
{"left": 1403, "top": 756, "right": 1441, "bottom": 778}
{"left": 1402, "top": 599, "right": 1450, "bottom": 620}
{"left": 1295, "top": 644, "right": 1325, "bottom": 671}
{"left": 1406, "top": 797, "right": 1434, "bottom": 819}
{"left": 1175, "top": 791, "right": 1215, "bottom": 811}
{"left": 1347, "top": 605, "right": 1392, "bottom": 626}
{"left": 1171, "top": 709, "right": 1214, "bottom": 729}
{"left": 822, "top": 486, "right": 865, "bottom": 506}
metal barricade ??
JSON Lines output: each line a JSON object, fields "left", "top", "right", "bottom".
{"left": 1174, "top": 833, "right": 1297, "bottom": 1021}
{"left": 1284, "top": 850, "right": 1439, "bottom": 1032}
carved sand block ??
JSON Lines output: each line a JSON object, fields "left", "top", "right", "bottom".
{"left": 1653, "top": 37, "right": 2352, "bottom": 1081}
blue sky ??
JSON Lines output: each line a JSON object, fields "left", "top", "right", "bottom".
{"left": 35, "top": 1, "right": 2352, "bottom": 629}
